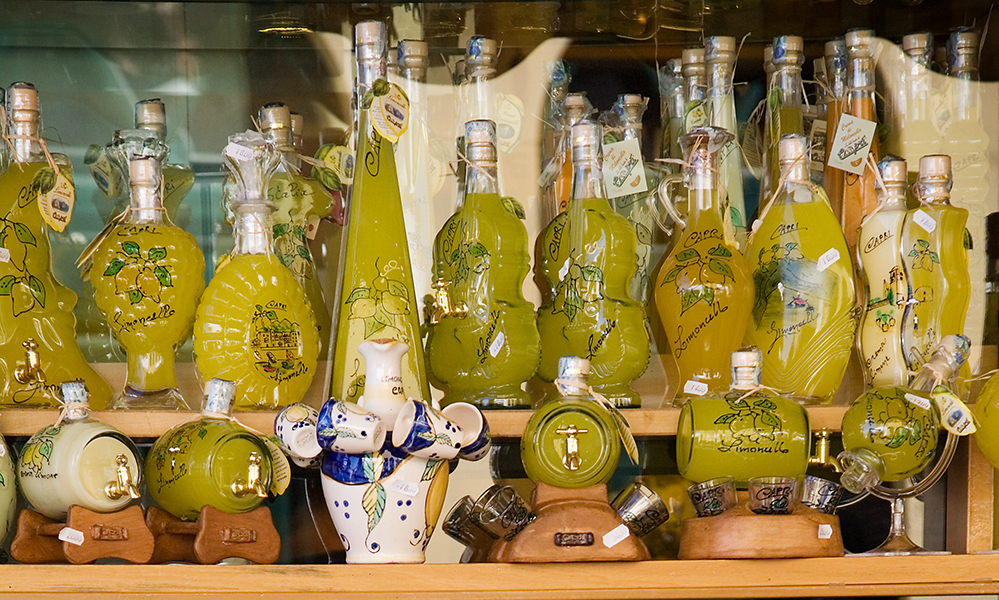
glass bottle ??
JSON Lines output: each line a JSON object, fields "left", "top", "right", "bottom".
{"left": 895, "top": 33, "right": 940, "bottom": 181}
{"left": 193, "top": 132, "right": 320, "bottom": 410}
{"left": 145, "top": 378, "right": 275, "bottom": 521}
{"left": 0, "top": 82, "right": 112, "bottom": 408}
{"left": 90, "top": 154, "right": 205, "bottom": 410}
{"left": 901, "top": 154, "right": 970, "bottom": 369}
{"left": 521, "top": 356, "right": 621, "bottom": 488}
{"left": 547, "top": 92, "right": 594, "bottom": 218}
{"left": 823, "top": 39, "right": 847, "bottom": 221}
{"left": 658, "top": 59, "right": 685, "bottom": 173}
{"left": 839, "top": 334, "right": 968, "bottom": 493}
{"left": 454, "top": 36, "right": 498, "bottom": 212}
{"left": 536, "top": 120, "right": 650, "bottom": 407}
{"left": 331, "top": 21, "right": 430, "bottom": 403}
{"left": 681, "top": 48, "right": 708, "bottom": 133}
{"left": 259, "top": 102, "right": 333, "bottom": 358}
{"left": 18, "top": 381, "right": 142, "bottom": 520}
{"left": 745, "top": 134, "right": 856, "bottom": 404}
{"left": 809, "top": 57, "right": 829, "bottom": 189}
{"left": 426, "top": 120, "right": 540, "bottom": 408}
{"left": 841, "top": 29, "right": 881, "bottom": 256}
{"left": 655, "top": 126, "right": 752, "bottom": 401}
{"left": 706, "top": 35, "right": 747, "bottom": 237}
{"left": 676, "top": 347, "right": 810, "bottom": 487}
{"left": 858, "top": 156, "right": 910, "bottom": 386}
{"left": 765, "top": 35, "right": 805, "bottom": 202}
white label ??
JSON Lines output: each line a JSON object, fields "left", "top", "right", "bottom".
{"left": 602, "top": 524, "right": 631, "bottom": 549}
{"left": 904, "top": 393, "right": 932, "bottom": 411}
{"left": 683, "top": 380, "right": 709, "bottom": 396}
{"left": 602, "top": 138, "right": 649, "bottom": 200}
{"left": 0, "top": 248, "right": 9, "bottom": 263}
{"left": 932, "top": 386, "right": 976, "bottom": 436}
{"left": 224, "top": 143, "right": 255, "bottom": 162}
{"left": 818, "top": 524, "right": 833, "bottom": 540}
{"left": 305, "top": 214, "right": 321, "bottom": 240}
{"left": 489, "top": 331, "right": 505, "bottom": 358}
{"left": 827, "top": 114, "right": 878, "bottom": 175}
{"left": 537, "top": 158, "right": 561, "bottom": 188}
{"left": 392, "top": 479, "right": 420, "bottom": 498}
{"left": 370, "top": 83, "right": 410, "bottom": 143}
{"left": 39, "top": 168, "right": 75, "bottom": 232}
{"left": 558, "top": 257, "right": 571, "bottom": 281}
{"left": 816, "top": 248, "right": 840, "bottom": 272}
{"left": 321, "top": 145, "right": 355, "bottom": 185}
{"left": 912, "top": 209, "right": 937, "bottom": 233}
{"left": 59, "top": 527, "right": 85, "bottom": 546}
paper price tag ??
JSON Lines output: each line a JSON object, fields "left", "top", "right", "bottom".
{"left": 904, "top": 393, "right": 932, "bottom": 411}
{"left": 818, "top": 524, "right": 833, "bottom": 540}
{"left": 912, "top": 209, "right": 937, "bottom": 233}
{"left": 370, "top": 83, "right": 410, "bottom": 143}
{"left": 684, "top": 380, "right": 709, "bottom": 396}
{"left": 59, "top": 527, "right": 85, "bottom": 546}
{"left": 0, "top": 248, "right": 9, "bottom": 263}
{"left": 392, "top": 479, "right": 420, "bottom": 498}
{"left": 224, "top": 143, "right": 255, "bottom": 162}
{"left": 489, "top": 331, "right": 505, "bottom": 358}
{"left": 306, "top": 214, "right": 321, "bottom": 240}
{"left": 38, "top": 167, "right": 75, "bottom": 232}
{"left": 263, "top": 437, "right": 292, "bottom": 496}
{"left": 602, "top": 138, "right": 649, "bottom": 200}
{"left": 816, "top": 248, "right": 840, "bottom": 272}
{"left": 932, "top": 385, "right": 976, "bottom": 436}
{"left": 827, "top": 114, "right": 877, "bottom": 175}
{"left": 602, "top": 524, "right": 631, "bottom": 549}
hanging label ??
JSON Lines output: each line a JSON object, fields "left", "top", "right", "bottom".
{"left": 537, "top": 158, "right": 561, "bottom": 189}
{"left": 602, "top": 524, "right": 631, "bottom": 549}
{"left": 683, "top": 380, "right": 709, "bottom": 396}
{"left": 319, "top": 145, "right": 355, "bottom": 186}
{"left": 931, "top": 385, "right": 976, "bottom": 436}
{"left": 827, "top": 114, "right": 877, "bottom": 175}
{"left": 38, "top": 167, "right": 75, "bottom": 232}
{"left": 904, "top": 392, "right": 932, "bottom": 411}
{"left": 58, "top": 528, "right": 85, "bottom": 546}
{"left": 818, "top": 524, "right": 833, "bottom": 540}
{"left": 87, "top": 147, "right": 122, "bottom": 200}
{"left": 606, "top": 403, "right": 639, "bottom": 465}
{"left": 391, "top": 479, "right": 420, "bottom": 498}
{"left": 816, "top": 248, "right": 840, "bottom": 272}
{"left": 224, "top": 143, "right": 255, "bottom": 162}
{"left": 684, "top": 100, "right": 709, "bottom": 133}
{"left": 912, "top": 209, "right": 937, "bottom": 233}
{"left": 263, "top": 437, "right": 292, "bottom": 496}
{"left": 603, "top": 138, "right": 649, "bottom": 200}
{"left": 489, "top": 331, "right": 505, "bottom": 358}
{"left": 370, "top": 83, "right": 410, "bottom": 143}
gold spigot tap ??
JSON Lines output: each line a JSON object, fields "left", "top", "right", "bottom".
{"left": 556, "top": 424, "right": 588, "bottom": 471}
{"left": 232, "top": 452, "right": 268, "bottom": 498}
{"left": 809, "top": 428, "right": 842, "bottom": 473}
{"left": 105, "top": 454, "right": 141, "bottom": 500}
{"left": 14, "top": 338, "right": 46, "bottom": 385}
{"left": 428, "top": 278, "right": 468, "bottom": 324}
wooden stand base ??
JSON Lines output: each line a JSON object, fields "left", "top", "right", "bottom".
{"left": 488, "top": 482, "right": 649, "bottom": 563}
{"left": 11, "top": 505, "right": 154, "bottom": 564}
{"left": 146, "top": 505, "right": 280, "bottom": 564}
{"left": 678, "top": 503, "right": 844, "bottom": 559}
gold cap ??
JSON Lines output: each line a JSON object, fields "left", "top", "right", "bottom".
{"left": 259, "top": 102, "right": 292, "bottom": 132}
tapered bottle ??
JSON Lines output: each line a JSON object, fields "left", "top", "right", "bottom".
{"left": 745, "top": 134, "right": 856, "bottom": 404}
{"left": 706, "top": 35, "right": 747, "bottom": 238}
{"left": 655, "top": 127, "right": 752, "bottom": 402}
{"left": 893, "top": 33, "right": 940, "bottom": 179}
{"left": 839, "top": 335, "right": 967, "bottom": 493}
{"left": 331, "top": 21, "right": 430, "bottom": 403}
{"left": 681, "top": 48, "right": 708, "bottom": 133}
{"left": 426, "top": 120, "right": 540, "bottom": 408}
{"left": 259, "top": 102, "right": 333, "bottom": 358}
{"left": 536, "top": 120, "right": 650, "bottom": 407}
{"left": 658, "top": 59, "right": 685, "bottom": 173}
{"left": 841, "top": 29, "right": 881, "bottom": 256}
{"left": 546, "top": 93, "right": 594, "bottom": 219}
{"left": 764, "top": 35, "right": 805, "bottom": 204}
{"left": 90, "top": 153, "right": 205, "bottom": 409}
{"left": 193, "top": 132, "right": 320, "bottom": 409}
{"left": 901, "top": 155, "right": 970, "bottom": 369}
{"left": 858, "top": 156, "right": 910, "bottom": 386}
{"left": 823, "top": 39, "right": 847, "bottom": 219}
{"left": 0, "top": 82, "right": 112, "bottom": 408}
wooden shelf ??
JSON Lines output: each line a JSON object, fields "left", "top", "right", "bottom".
{"left": 3, "top": 556, "right": 999, "bottom": 598}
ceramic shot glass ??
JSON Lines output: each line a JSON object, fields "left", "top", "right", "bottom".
{"left": 442, "top": 401, "right": 492, "bottom": 462}
{"left": 470, "top": 485, "right": 535, "bottom": 542}
{"left": 394, "top": 399, "right": 465, "bottom": 460}
{"left": 611, "top": 482, "right": 670, "bottom": 537}
{"left": 800, "top": 475, "right": 843, "bottom": 514}
{"left": 316, "top": 399, "right": 387, "bottom": 455}
{"left": 443, "top": 496, "right": 495, "bottom": 550}
{"left": 748, "top": 476, "right": 797, "bottom": 514}
{"left": 687, "top": 477, "right": 737, "bottom": 517}
{"left": 275, "top": 403, "right": 322, "bottom": 461}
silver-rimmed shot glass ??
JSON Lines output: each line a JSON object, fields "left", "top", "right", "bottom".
{"left": 748, "top": 476, "right": 797, "bottom": 514}
{"left": 687, "top": 476, "right": 737, "bottom": 517}
{"left": 800, "top": 475, "right": 843, "bottom": 514}
{"left": 471, "top": 485, "right": 535, "bottom": 541}
{"left": 611, "top": 482, "right": 670, "bottom": 536}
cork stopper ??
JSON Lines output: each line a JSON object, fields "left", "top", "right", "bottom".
{"left": 846, "top": 29, "right": 875, "bottom": 58}
{"left": 731, "top": 347, "right": 763, "bottom": 390}
{"left": 772, "top": 35, "right": 803, "bottom": 65}
{"left": 902, "top": 32, "right": 932, "bottom": 55}
{"left": 571, "top": 120, "right": 602, "bottom": 164}
{"left": 918, "top": 154, "right": 952, "bottom": 183}
{"left": 705, "top": 36, "right": 736, "bottom": 62}
{"left": 560, "top": 93, "right": 594, "bottom": 125}
{"left": 950, "top": 28, "right": 980, "bottom": 74}
{"left": 129, "top": 156, "right": 160, "bottom": 187}
{"left": 135, "top": 98, "right": 166, "bottom": 130}
{"left": 681, "top": 48, "right": 705, "bottom": 75}
{"left": 877, "top": 155, "right": 907, "bottom": 186}
{"left": 259, "top": 102, "right": 292, "bottom": 133}
{"left": 464, "top": 119, "right": 497, "bottom": 165}
{"left": 466, "top": 36, "right": 498, "bottom": 79}
{"left": 8, "top": 82, "right": 38, "bottom": 120}
{"left": 397, "top": 39, "right": 428, "bottom": 68}
{"left": 203, "top": 378, "right": 236, "bottom": 416}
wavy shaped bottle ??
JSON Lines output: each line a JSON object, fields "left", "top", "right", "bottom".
{"left": 744, "top": 134, "right": 856, "bottom": 404}
{"left": 426, "top": 120, "right": 539, "bottom": 408}
{"left": 193, "top": 132, "right": 320, "bottom": 409}
{"left": 536, "top": 120, "right": 650, "bottom": 407}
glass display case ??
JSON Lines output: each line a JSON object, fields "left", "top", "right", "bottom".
{"left": 0, "top": 0, "right": 996, "bottom": 596}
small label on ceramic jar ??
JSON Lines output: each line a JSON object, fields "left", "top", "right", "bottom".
{"left": 816, "top": 248, "right": 840, "bottom": 272}
{"left": 602, "top": 524, "right": 631, "bottom": 548}
{"left": 913, "top": 209, "right": 937, "bottom": 233}
{"left": 392, "top": 479, "right": 420, "bottom": 497}
{"left": 684, "top": 380, "right": 709, "bottom": 396}
{"left": 59, "top": 527, "right": 85, "bottom": 546}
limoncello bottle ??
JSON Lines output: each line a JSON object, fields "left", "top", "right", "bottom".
{"left": 764, "top": 36, "right": 805, "bottom": 204}
{"left": 0, "top": 82, "right": 112, "bottom": 408}
{"left": 706, "top": 35, "right": 747, "bottom": 238}
{"left": 839, "top": 335, "right": 968, "bottom": 493}
{"left": 676, "top": 347, "right": 810, "bottom": 487}
{"left": 858, "top": 156, "right": 910, "bottom": 386}
{"left": 681, "top": 48, "right": 708, "bottom": 134}
{"left": 822, "top": 39, "right": 847, "bottom": 220}
{"left": 546, "top": 93, "right": 594, "bottom": 219}
{"left": 894, "top": 34, "right": 940, "bottom": 180}
{"left": 901, "top": 154, "right": 970, "bottom": 369}
{"left": 655, "top": 126, "right": 752, "bottom": 402}
{"left": 537, "top": 120, "right": 650, "bottom": 407}
{"left": 841, "top": 29, "right": 881, "bottom": 256}
{"left": 745, "top": 134, "right": 856, "bottom": 405}
{"left": 426, "top": 120, "right": 540, "bottom": 408}
{"left": 331, "top": 21, "right": 429, "bottom": 403}
{"left": 90, "top": 154, "right": 205, "bottom": 409}
{"left": 193, "top": 132, "right": 320, "bottom": 409}
{"left": 258, "top": 102, "right": 332, "bottom": 358}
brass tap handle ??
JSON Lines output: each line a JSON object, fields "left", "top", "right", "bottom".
{"left": 556, "top": 424, "right": 588, "bottom": 471}
{"left": 14, "top": 338, "right": 46, "bottom": 385}
{"left": 232, "top": 452, "right": 268, "bottom": 498}
{"left": 429, "top": 279, "right": 467, "bottom": 324}
{"left": 105, "top": 453, "right": 141, "bottom": 500}
{"left": 809, "top": 428, "right": 842, "bottom": 473}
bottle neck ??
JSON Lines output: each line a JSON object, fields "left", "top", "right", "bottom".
{"left": 233, "top": 205, "right": 274, "bottom": 256}
{"left": 848, "top": 57, "right": 875, "bottom": 110}
{"left": 917, "top": 181, "right": 952, "bottom": 206}
{"left": 773, "top": 64, "right": 803, "bottom": 109}
{"left": 878, "top": 184, "right": 908, "bottom": 210}
{"left": 570, "top": 157, "right": 607, "bottom": 201}
{"left": 465, "top": 157, "right": 498, "bottom": 198}
{"left": 11, "top": 116, "right": 44, "bottom": 163}
{"left": 730, "top": 366, "right": 760, "bottom": 391}
{"left": 953, "top": 76, "right": 980, "bottom": 122}
{"left": 905, "top": 58, "right": 931, "bottom": 120}
{"left": 684, "top": 73, "right": 706, "bottom": 103}
{"left": 909, "top": 357, "right": 955, "bottom": 392}
{"left": 129, "top": 181, "right": 167, "bottom": 224}
{"left": 781, "top": 158, "right": 810, "bottom": 184}
{"left": 708, "top": 59, "right": 734, "bottom": 97}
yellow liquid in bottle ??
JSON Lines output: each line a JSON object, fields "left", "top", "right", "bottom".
{"left": 858, "top": 208, "right": 909, "bottom": 386}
